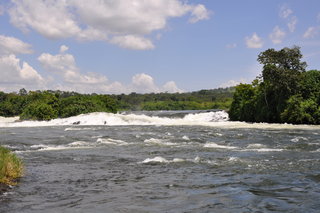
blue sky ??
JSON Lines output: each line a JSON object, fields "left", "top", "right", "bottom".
{"left": 0, "top": 0, "right": 319, "bottom": 94}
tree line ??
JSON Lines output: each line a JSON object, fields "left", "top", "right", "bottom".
{"left": 0, "top": 88, "right": 234, "bottom": 121}
{"left": 229, "top": 46, "right": 320, "bottom": 124}
{"left": 111, "top": 87, "right": 234, "bottom": 111}
{"left": 0, "top": 90, "right": 118, "bottom": 121}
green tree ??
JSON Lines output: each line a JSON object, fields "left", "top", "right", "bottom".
{"left": 229, "top": 46, "right": 320, "bottom": 124}
{"left": 257, "top": 46, "right": 307, "bottom": 122}
{"left": 20, "top": 101, "right": 58, "bottom": 121}
{"left": 229, "top": 84, "right": 256, "bottom": 122}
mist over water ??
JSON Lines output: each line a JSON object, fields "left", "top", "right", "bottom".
{"left": 1, "top": 111, "right": 320, "bottom": 212}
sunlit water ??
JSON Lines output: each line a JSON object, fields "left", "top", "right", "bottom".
{"left": 0, "top": 111, "right": 320, "bottom": 212}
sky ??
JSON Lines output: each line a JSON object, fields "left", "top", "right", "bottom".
{"left": 0, "top": 0, "right": 320, "bottom": 94}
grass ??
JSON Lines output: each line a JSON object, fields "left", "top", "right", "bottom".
{"left": 0, "top": 146, "right": 23, "bottom": 185}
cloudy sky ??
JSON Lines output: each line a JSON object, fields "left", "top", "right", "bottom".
{"left": 0, "top": 0, "right": 319, "bottom": 94}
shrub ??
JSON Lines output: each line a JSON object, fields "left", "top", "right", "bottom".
{"left": 0, "top": 146, "right": 23, "bottom": 185}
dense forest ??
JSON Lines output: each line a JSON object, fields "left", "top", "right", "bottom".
{"left": 0, "top": 90, "right": 118, "bottom": 121}
{"left": 0, "top": 87, "right": 234, "bottom": 121}
{"left": 111, "top": 87, "right": 234, "bottom": 111}
{"left": 229, "top": 46, "right": 320, "bottom": 124}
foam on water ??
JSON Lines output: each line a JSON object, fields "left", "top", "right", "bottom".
{"left": 241, "top": 148, "right": 284, "bottom": 152}
{"left": 0, "top": 111, "right": 320, "bottom": 130}
{"left": 290, "top": 136, "right": 308, "bottom": 143}
{"left": 140, "top": 156, "right": 216, "bottom": 165}
{"left": 96, "top": 138, "right": 128, "bottom": 146}
{"left": 204, "top": 142, "right": 237, "bottom": 149}
{"left": 247, "top": 143, "right": 266, "bottom": 148}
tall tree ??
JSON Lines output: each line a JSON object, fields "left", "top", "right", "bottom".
{"left": 257, "top": 46, "right": 307, "bottom": 122}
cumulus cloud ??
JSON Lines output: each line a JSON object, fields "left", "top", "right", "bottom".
{"left": 245, "top": 33, "right": 263, "bottom": 48}
{"left": 38, "top": 51, "right": 107, "bottom": 85}
{"left": 9, "top": 0, "right": 81, "bottom": 39}
{"left": 131, "top": 73, "right": 159, "bottom": 93}
{"left": 0, "top": 35, "right": 33, "bottom": 55}
{"left": 219, "top": 78, "right": 248, "bottom": 88}
{"left": 130, "top": 73, "right": 183, "bottom": 93}
{"left": 0, "top": 54, "right": 45, "bottom": 91}
{"left": 59, "top": 45, "right": 69, "bottom": 53}
{"left": 8, "top": 0, "right": 211, "bottom": 50}
{"left": 303, "top": 26, "right": 319, "bottom": 39}
{"left": 38, "top": 48, "right": 182, "bottom": 94}
{"left": 189, "top": 4, "right": 210, "bottom": 23}
{"left": 162, "top": 81, "right": 183, "bottom": 93}
{"left": 269, "top": 26, "right": 286, "bottom": 44}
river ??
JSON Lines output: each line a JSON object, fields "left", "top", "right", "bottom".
{"left": 0, "top": 110, "right": 320, "bottom": 212}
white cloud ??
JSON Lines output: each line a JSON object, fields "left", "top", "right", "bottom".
{"left": 131, "top": 73, "right": 159, "bottom": 93}
{"left": 0, "top": 35, "right": 33, "bottom": 55}
{"left": 8, "top": 0, "right": 211, "bottom": 50}
{"left": 279, "top": 5, "right": 297, "bottom": 33}
{"left": 245, "top": 33, "right": 263, "bottom": 48}
{"left": 219, "top": 78, "right": 248, "bottom": 88}
{"left": 110, "top": 35, "right": 155, "bottom": 50}
{"left": 303, "top": 26, "right": 319, "bottom": 39}
{"left": 38, "top": 48, "right": 182, "bottom": 94}
{"left": 38, "top": 52, "right": 107, "bottom": 85}
{"left": 288, "top": 16, "right": 297, "bottom": 33}
{"left": 269, "top": 26, "right": 286, "bottom": 44}
{"left": 162, "top": 81, "right": 183, "bottom": 93}
{"left": 189, "top": 4, "right": 210, "bottom": 23}
{"left": 0, "top": 54, "right": 45, "bottom": 91}
{"left": 279, "top": 6, "right": 293, "bottom": 19}
{"left": 59, "top": 45, "right": 69, "bottom": 53}
{"left": 130, "top": 73, "right": 183, "bottom": 93}
{"left": 9, "top": 0, "right": 81, "bottom": 39}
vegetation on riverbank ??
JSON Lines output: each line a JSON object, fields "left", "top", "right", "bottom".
{"left": 0, "top": 90, "right": 118, "bottom": 121}
{"left": 0, "top": 87, "right": 234, "bottom": 120}
{"left": 229, "top": 46, "right": 320, "bottom": 124}
{"left": 0, "top": 146, "right": 23, "bottom": 186}
{"left": 112, "top": 87, "right": 234, "bottom": 111}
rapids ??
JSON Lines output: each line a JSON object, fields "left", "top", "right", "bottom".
{"left": 0, "top": 110, "right": 320, "bottom": 212}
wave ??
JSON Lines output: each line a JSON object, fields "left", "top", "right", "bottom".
{"left": 140, "top": 156, "right": 216, "bottom": 165}
{"left": 1, "top": 110, "right": 320, "bottom": 129}
{"left": 0, "top": 111, "right": 228, "bottom": 127}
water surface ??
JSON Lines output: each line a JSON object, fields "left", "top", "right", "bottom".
{"left": 1, "top": 111, "right": 320, "bottom": 212}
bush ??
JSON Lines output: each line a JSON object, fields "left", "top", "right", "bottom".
{"left": 20, "top": 102, "right": 58, "bottom": 121}
{"left": 0, "top": 146, "right": 23, "bottom": 185}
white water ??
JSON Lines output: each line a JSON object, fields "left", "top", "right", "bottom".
{"left": 0, "top": 111, "right": 320, "bottom": 130}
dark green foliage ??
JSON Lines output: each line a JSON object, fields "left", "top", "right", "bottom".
{"left": 230, "top": 46, "right": 320, "bottom": 124}
{"left": 59, "top": 95, "right": 117, "bottom": 118}
{"left": 112, "top": 87, "right": 235, "bottom": 111}
{"left": 20, "top": 102, "right": 58, "bottom": 121}
{"left": 0, "top": 93, "right": 27, "bottom": 116}
{"left": 280, "top": 95, "right": 320, "bottom": 124}
{"left": 0, "top": 90, "right": 119, "bottom": 121}
{"left": 0, "top": 87, "right": 233, "bottom": 120}
{"left": 229, "top": 84, "right": 256, "bottom": 122}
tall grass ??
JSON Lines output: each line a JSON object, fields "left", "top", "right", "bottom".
{"left": 0, "top": 146, "right": 23, "bottom": 185}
